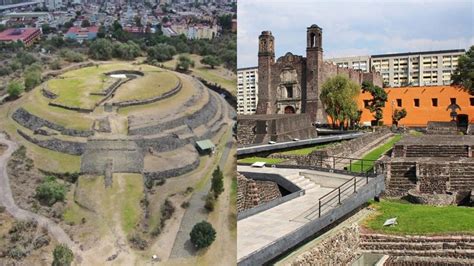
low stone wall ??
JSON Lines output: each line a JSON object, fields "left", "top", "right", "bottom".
{"left": 114, "top": 79, "right": 182, "bottom": 108}
{"left": 289, "top": 224, "right": 361, "bottom": 266}
{"left": 143, "top": 156, "right": 199, "bottom": 180}
{"left": 48, "top": 102, "right": 94, "bottom": 113}
{"left": 17, "top": 129, "right": 85, "bottom": 155}
{"left": 12, "top": 107, "right": 93, "bottom": 137}
{"left": 104, "top": 70, "right": 144, "bottom": 77}
{"left": 406, "top": 189, "right": 457, "bottom": 206}
{"left": 427, "top": 121, "right": 459, "bottom": 135}
{"left": 360, "top": 233, "right": 474, "bottom": 260}
{"left": 129, "top": 91, "right": 218, "bottom": 136}
{"left": 42, "top": 62, "right": 94, "bottom": 80}
{"left": 41, "top": 86, "right": 57, "bottom": 99}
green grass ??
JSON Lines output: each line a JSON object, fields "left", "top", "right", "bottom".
{"left": 119, "top": 174, "right": 143, "bottom": 234}
{"left": 238, "top": 156, "right": 286, "bottom": 164}
{"left": 278, "top": 143, "right": 334, "bottom": 156}
{"left": 349, "top": 135, "right": 402, "bottom": 172}
{"left": 364, "top": 200, "right": 474, "bottom": 235}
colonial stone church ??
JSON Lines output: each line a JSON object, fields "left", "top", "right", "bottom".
{"left": 256, "top": 24, "right": 382, "bottom": 123}
{"left": 237, "top": 24, "right": 382, "bottom": 145}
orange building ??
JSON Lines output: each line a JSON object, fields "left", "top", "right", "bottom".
{"left": 358, "top": 85, "right": 474, "bottom": 127}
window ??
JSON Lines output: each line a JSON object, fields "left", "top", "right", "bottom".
{"left": 285, "top": 85, "right": 293, "bottom": 98}
{"left": 414, "top": 99, "right": 420, "bottom": 107}
{"left": 470, "top": 98, "right": 474, "bottom": 106}
{"left": 432, "top": 98, "right": 438, "bottom": 107}
{"left": 396, "top": 99, "right": 402, "bottom": 107}
{"left": 364, "top": 100, "right": 370, "bottom": 108}
{"left": 450, "top": 98, "right": 456, "bottom": 105}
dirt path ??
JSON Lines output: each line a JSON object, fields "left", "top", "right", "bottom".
{"left": 0, "top": 133, "right": 85, "bottom": 263}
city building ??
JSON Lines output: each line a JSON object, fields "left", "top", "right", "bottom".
{"left": 0, "top": 27, "right": 41, "bottom": 46}
{"left": 358, "top": 85, "right": 474, "bottom": 126}
{"left": 237, "top": 66, "right": 258, "bottom": 115}
{"left": 64, "top": 26, "right": 98, "bottom": 43}
{"left": 327, "top": 49, "right": 465, "bottom": 88}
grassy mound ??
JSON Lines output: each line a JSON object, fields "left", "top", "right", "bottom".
{"left": 364, "top": 200, "right": 474, "bottom": 235}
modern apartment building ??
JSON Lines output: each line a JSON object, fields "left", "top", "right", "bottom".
{"left": 326, "top": 49, "right": 465, "bottom": 88}
{"left": 237, "top": 66, "right": 258, "bottom": 115}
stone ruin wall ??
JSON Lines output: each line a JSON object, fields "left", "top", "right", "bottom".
{"left": 321, "top": 61, "right": 383, "bottom": 89}
{"left": 237, "top": 173, "right": 282, "bottom": 213}
{"left": 289, "top": 224, "right": 361, "bottom": 266}
{"left": 12, "top": 107, "right": 94, "bottom": 137}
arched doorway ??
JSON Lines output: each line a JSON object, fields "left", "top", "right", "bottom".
{"left": 284, "top": 106, "right": 295, "bottom": 114}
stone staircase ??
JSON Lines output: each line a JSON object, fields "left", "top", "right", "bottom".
{"left": 360, "top": 233, "right": 474, "bottom": 260}
{"left": 449, "top": 163, "right": 474, "bottom": 191}
{"left": 405, "top": 145, "right": 469, "bottom": 158}
{"left": 386, "top": 162, "right": 417, "bottom": 196}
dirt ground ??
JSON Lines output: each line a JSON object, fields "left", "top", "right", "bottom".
{"left": 0, "top": 211, "right": 57, "bottom": 266}
{"left": 0, "top": 144, "right": 6, "bottom": 156}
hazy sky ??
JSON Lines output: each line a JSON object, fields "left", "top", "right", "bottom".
{"left": 237, "top": 0, "right": 474, "bottom": 68}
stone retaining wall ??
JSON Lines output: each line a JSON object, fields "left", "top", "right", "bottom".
{"left": 17, "top": 129, "right": 85, "bottom": 155}
{"left": 143, "top": 156, "right": 199, "bottom": 180}
{"left": 114, "top": 79, "right": 182, "bottom": 108}
{"left": 129, "top": 91, "right": 218, "bottom": 136}
{"left": 12, "top": 108, "right": 93, "bottom": 137}
{"left": 237, "top": 173, "right": 282, "bottom": 213}
{"left": 289, "top": 224, "right": 361, "bottom": 266}
{"left": 41, "top": 86, "right": 57, "bottom": 99}
{"left": 360, "top": 233, "right": 474, "bottom": 260}
{"left": 48, "top": 102, "right": 94, "bottom": 113}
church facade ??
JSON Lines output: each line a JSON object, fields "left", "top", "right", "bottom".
{"left": 256, "top": 24, "right": 383, "bottom": 123}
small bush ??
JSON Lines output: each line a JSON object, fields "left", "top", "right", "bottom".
{"left": 189, "top": 221, "right": 216, "bottom": 249}
{"left": 156, "top": 178, "right": 166, "bottom": 186}
{"left": 204, "top": 192, "right": 215, "bottom": 212}
{"left": 144, "top": 178, "right": 153, "bottom": 189}
{"left": 181, "top": 201, "right": 190, "bottom": 209}
{"left": 211, "top": 166, "right": 224, "bottom": 198}
{"left": 7, "top": 80, "right": 24, "bottom": 98}
{"left": 35, "top": 176, "right": 66, "bottom": 206}
{"left": 52, "top": 244, "right": 74, "bottom": 266}
{"left": 8, "top": 246, "right": 27, "bottom": 260}
{"left": 128, "top": 234, "right": 148, "bottom": 250}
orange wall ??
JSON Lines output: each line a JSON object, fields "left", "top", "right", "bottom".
{"left": 358, "top": 85, "right": 474, "bottom": 126}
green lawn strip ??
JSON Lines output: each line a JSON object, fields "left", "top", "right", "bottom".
{"left": 120, "top": 174, "right": 143, "bottom": 235}
{"left": 278, "top": 143, "right": 334, "bottom": 156}
{"left": 349, "top": 135, "right": 402, "bottom": 172}
{"left": 237, "top": 156, "right": 286, "bottom": 164}
{"left": 364, "top": 200, "right": 474, "bottom": 235}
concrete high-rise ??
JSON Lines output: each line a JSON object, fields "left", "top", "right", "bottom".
{"left": 237, "top": 67, "right": 258, "bottom": 115}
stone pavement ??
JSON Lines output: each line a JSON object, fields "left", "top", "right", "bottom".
{"left": 236, "top": 165, "right": 362, "bottom": 261}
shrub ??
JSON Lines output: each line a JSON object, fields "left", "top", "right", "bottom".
{"left": 181, "top": 201, "right": 190, "bottom": 208}
{"left": 49, "top": 59, "right": 61, "bottom": 70}
{"left": 128, "top": 233, "right": 148, "bottom": 250}
{"left": 8, "top": 246, "right": 27, "bottom": 260}
{"left": 211, "top": 166, "right": 224, "bottom": 198}
{"left": 204, "top": 192, "right": 215, "bottom": 212}
{"left": 59, "top": 49, "right": 85, "bottom": 63}
{"left": 52, "top": 244, "right": 74, "bottom": 266}
{"left": 35, "top": 176, "right": 66, "bottom": 206}
{"left": 175, "top": 55, "right": 194, "bottom": 72}
{"left": 189, "top": 221, "right": 216, "bottom": 249}
{"left": 7, "top": 80, "right": 24, "bottom": 98}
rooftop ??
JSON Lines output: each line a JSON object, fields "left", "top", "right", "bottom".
{"left": 371, "top": 49, "right": 465, "bottom": 58}
{"left": 66, "top": 26, "right": 99, "bottom": 34}
{"left": 0, "top": 28, "right": 40, "bottom": 42}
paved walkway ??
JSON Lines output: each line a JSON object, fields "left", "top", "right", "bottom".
{"left": 237, "top": 165, "right": 363, "bottom": 261}
{"left": 0, "top": 133, "right": 83, "bottom": 261}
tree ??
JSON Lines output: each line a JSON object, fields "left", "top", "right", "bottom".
{"left": 112, "top": 41, "right": 141, "bottom": 60}
{"left": 52, "top": 244, "right": 73, "bottom": 266}
{"left": 88, "top": 39, "right": 113, "bottom": 60}
{"left": 362, "top": 81, "right": 388, "bottom": 126}
{"left": 201, "top": 55, "right": 221, "bottom": 69}
{"left": 452, "top": 45, "right": 474, "bottom": 95}
{"left": 81, "top": 19, "right": 91, "bottom": 28}
{"left": 7, "top": 81, "right": 24, "bottom": 98}
{"left": 189, "top": 221, "right": 216, "bottom": 249}
{"left": 320, "top": 75, "right": 361, "bottom": 129}
{"left": 392, "top": 108, "right": 407, "bottom": 126}
{"left": 175, "top": 55, "right": 194, "bottom": 72}
{"left": 24, "top": 64, "right": 42, "bottom": 91}
{"left": 211, "top": 166, "right": 224, "bottom": 198}
{"left": 35, "top": 176, "right": 66, "bottom": 206}
{"left": 147, "top": 43, "right": 177, "bottom": 62}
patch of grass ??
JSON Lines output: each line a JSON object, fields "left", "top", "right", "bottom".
{"left": 237, "top": 156, "right": 286, "bottom": 164}
{"left": 349, "top": 135, "right": 402, "bottom": 173}
{"left": 278, "top": 143, "right": 334, "bottom": 156}
{"left": 409, "top": 130, "right": 424, "bottom": 136}
{"left": 112, "top": 71, "right": 179, "bottom": 102}
{"left": 364, "top": 200, "right": 474, "bottom": 235}
{"left": 120, "top": 174, "right": 144, "bottom": 234}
